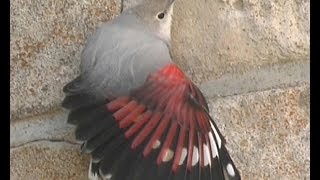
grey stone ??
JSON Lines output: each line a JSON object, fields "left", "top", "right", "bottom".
{"left": 208, "top": 85, "right": 310, "bottom": 179}
{"left": 171, "top": 0, "right": 310, "bottom": 84}
{"left": 10, "top": 0, "right": 121, "bottom": 121}
{"left": 10, "top": 109, "right": 76, "bottom": 148}
{"left": 200, "top": 61, "right": 309, "bottom": 99}
{"left": 10, "top": 141, "right": 89, "bottom": 180}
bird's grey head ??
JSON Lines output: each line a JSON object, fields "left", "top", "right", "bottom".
{"left": 124, "top": 0, "right": 176, "bottom": 44}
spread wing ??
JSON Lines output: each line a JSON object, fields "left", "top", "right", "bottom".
{"left": 63, "top": 64, "right": 241, "bottom": 180}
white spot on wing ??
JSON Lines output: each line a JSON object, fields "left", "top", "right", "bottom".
{"left": 208, "top": 132, "right": 218, "bottom": 158}
{"left": 103, "top": 174, "right": 112, "bottom": 180}
{"left": 192, "top": 146, "right": 199, "bottom": 166}
{"left": 163, "top": 149, "right": 174, "bottom": 162}
{"left": 153, "top": 140, "right": 161, "bottom": 149}
{"left": 179, "top": 148, "right": 188, "bottom": 165}
{"left": 203, "top": 144, "right": 211, "bottom": 166}
{"left": 210, "top": 121, "right": 222, "bottom": 148}
{"left": 98, "top": 168, "right": 112, "bottom": 180}
{"left": 88, "top": 159, "right": 99, "bottom": 180}
{"left": 226, "top": 163, "right": 236, "bottom": 176}
{"left": 88, "top": 173, "right": 99, "bottom": 180}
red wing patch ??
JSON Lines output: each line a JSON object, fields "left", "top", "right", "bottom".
{"left": 66, "top": 64, "right": 241, "bottom": 179}
{"left": 105, "top": 64, "right": 224, "bottom": 174}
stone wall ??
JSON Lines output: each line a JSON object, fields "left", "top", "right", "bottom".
{"left": 10, "top": 0, "right": 309, "bottom": 179}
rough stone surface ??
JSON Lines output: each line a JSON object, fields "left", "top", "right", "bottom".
{"left": 10, "top": 109, "right": 76, "bottom": 148}
{"left": 10, "top": 0, "right": 121, "bottom": 121}
{"left": 171, "top": 0, "right": 310, "bottom": 84}
{"left": 200, "top": 61, "right": 309, "bottom": 98}
{"left": 10, "top": 141, "right": 89, "bottom": 180}
{"left": 208, "top": 85, "right": 310, "bottom": 179}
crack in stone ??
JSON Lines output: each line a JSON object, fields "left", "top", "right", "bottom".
{"left": 205, "top": 83, "right": 309, "bottom": 105}
{"left": 120, "top": 0, "right": 124, "bottom": 12}
{"left": 202, "top": 81, "right": 309, "bottom": 99}
{"left": 10, "top": 139, "right": 80, "bottom": 150}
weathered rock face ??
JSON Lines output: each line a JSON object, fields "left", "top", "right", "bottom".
{"left": 171, "top": 0, "right": 310, "bottom": 84}
{"left": 208, "top": 85, "right": 310, "bottom": 179}
{"left": 10, "top": 0, "right": 310, "bottom": 179}
{"left": 10, "top": 0, "right": 121, "bottom": 121}
{"left": 10, "top": 142, "right": 90, "bottom": 180}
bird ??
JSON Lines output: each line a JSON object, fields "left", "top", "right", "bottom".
{"left": 62, "top": 0, "right": 241, "bottom": 179}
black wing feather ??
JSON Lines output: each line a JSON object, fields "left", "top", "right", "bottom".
{"left": 62, "top": 65, "right": 241, "bottom": 180}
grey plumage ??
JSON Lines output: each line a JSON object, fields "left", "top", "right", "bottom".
{"left": 70, "top": 1, "right": 174, "bottom": 100}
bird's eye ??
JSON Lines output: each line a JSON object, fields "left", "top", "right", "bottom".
{"left": 157, "top": 12, "right": 165, "bottom": 19}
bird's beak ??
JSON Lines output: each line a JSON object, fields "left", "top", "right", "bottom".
{"left": 167, "top": 0, "right": 176, "bottom": 7}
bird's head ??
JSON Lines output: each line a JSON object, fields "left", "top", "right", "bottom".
{"left": 125, "top": 0, "right": 176, "bottom": 44}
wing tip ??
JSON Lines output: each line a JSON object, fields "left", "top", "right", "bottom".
{"left": 89, "top": 159, "right": 102, "bottom": 180}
